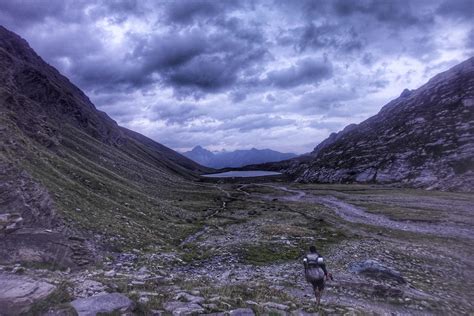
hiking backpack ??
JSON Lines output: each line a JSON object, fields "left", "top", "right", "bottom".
{"left": 305, "top": 253, "right": 325, "bottom": 282}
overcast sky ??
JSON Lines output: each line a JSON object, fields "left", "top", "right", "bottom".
{"left": 1, "top": 0, "right": 472, "bottom": 153}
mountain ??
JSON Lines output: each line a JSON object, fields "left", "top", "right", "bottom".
{"left": 183, "top": 146, "right": 297, "bottom": 168}
{"left": 183, "top": 145, "right": 215, "bottom": 167}
{"left": 256, "top": 57, "right": 474, "bottom": 191}
{"left": 0, "top": 26, "right": 214, "bottom": 269}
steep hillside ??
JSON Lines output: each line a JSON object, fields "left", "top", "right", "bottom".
{"left": 0, "top": 26, "right": 217, "bottom": 268}
{"left": 183, "top": 145, "right": 297, "bottom": 168}
{"left": 280, "top": 58, "right": 474, "bottom": 191}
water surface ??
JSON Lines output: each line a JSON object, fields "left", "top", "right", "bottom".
{"left": 202, "top": 170, "right": 282, "bottom": 178}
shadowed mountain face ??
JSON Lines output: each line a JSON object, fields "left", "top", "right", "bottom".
{"left": 183, "top": 146, "right": 297, "bottom": 168}
{"left": 265, "top": 57, "right": 474, "bottom": 191}
{"left": 0, "top": 26, "right": 213, "bottom": 268}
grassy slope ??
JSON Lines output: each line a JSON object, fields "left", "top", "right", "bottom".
{"left": 1, "top": 121, "right": 221, "bottom": 252}
{"left": 0, "top": 25, "right": 225, "bottom": 256}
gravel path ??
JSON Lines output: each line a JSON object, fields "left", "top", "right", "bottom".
{"left": 248, "top": 184, "right": 474, "bottom": 240}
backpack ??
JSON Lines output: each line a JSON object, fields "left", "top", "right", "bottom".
{"left": 305, "top": 253, "right": 325, "bottom": 282}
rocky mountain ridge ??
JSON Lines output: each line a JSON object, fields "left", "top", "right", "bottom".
{"left": 278, "top": 57, "right": 474, "bottom": 191}
{"left": 183, "top": 145, "right": 297, "bottom": 168}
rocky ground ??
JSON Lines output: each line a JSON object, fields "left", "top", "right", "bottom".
{"left": 1, "top": 182, "right": 473, "bottom": 315}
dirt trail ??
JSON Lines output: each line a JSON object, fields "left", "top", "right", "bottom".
{"left": 180, "top": 185, "right": 231, "bottom": 247}
{"left": 244, "top": 184, "right": 473, "bottom": 240}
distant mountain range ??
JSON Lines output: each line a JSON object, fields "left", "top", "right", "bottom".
{"left": 253, "top": 57, "right": 474, "bottom": 191}
{"left": 183, "top": 146, "right": 297, "bottom": 168}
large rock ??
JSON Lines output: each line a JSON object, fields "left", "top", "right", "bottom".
{"left": 349, "top": 259, "right": 406, "bottom": 284}
{"left": 70, "top": 293, "right": 135, "bottom": 316}
{"left": 263, "top": 302, "right": 290, "bottom": 311}
{"left": 72, "top": 279, "right": 106, "bottom": 298}
{"left": 229, "top": 308, "right": 256, "bottom": 315}
{"left": 163, "top": 301, "right": 205, "bottom": 315}
{"left": 0, "top": 273, "right": 56, "bottom": 315}
{"left": 290, "top": 310, "right": 319, "bottom": 316}
{"left": 0, "top": 213, "right": 23, "bottom": 234}
{"left": 174, "top": 292, "right": 205, "bottom": 304}
{"left": 0, "top": 165, "right": 86, "bottom": 269}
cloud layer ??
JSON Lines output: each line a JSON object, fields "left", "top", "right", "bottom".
{"left": 0, "top": 0, "right": 472, "bottom": 153}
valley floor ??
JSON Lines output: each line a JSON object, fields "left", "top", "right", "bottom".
{"left": 2, "top": 182, "right": 473, "bottom": 315}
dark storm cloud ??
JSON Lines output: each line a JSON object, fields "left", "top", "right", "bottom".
{"left": 0, "top": 0, "right": 142, "bottom": 29}
{"left": 0, "top": 0, "right": 471, "bottom": 153}
{"left": 89, "top": 0, "right": 145, "bottom": 23}
{"left": 69, "top": 56, "right": 151, "bottom": 93}
{"left": 32, "top": 4, "right": 267, "bottom": 98}
{"left": 275, "top": 0, "right": 442, "bottom": 66}
{"left": 150, "top": 103, "right": 205, "bottom": 124}
{"left": 436, "top": 0, "right": 474, "bottom": 20}
{"left": 224, "top": 115, "right": 295, "bottom": 133}
{"left": 296, "top": 23, "right": 363, "bottom": 53}
{"left": 164, "top": 0, "right": 242, "bottom": 24}
{"left": 128, "top": 18, "right": 269, "bottom": 97}
{"left": 295, "top": 87, "right": 358, "bottom": 115}
{"left": 0, "top": 1, "right": 73, "bottom": 27}
{"left": 266, "top": 58, "right": 333, "bottom": 89}
{"left": 164, "top": 52, "right": 246, "bottom": 96}
{"left": 332, "top": 0, "right": 433, "bottom": 27}
{"left": 136, "top": 31, "right": 207, "bottom": 70}
{"left": 276, "top": 0, "right": 434, "bottom": 28}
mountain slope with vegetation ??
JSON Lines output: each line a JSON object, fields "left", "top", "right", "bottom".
{"left": 0, "top": 25, "right": 217, "bottom": 269}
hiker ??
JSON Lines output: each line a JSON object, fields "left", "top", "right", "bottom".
{"left": 303, "top": 246, "right": 332, "bottom": 305}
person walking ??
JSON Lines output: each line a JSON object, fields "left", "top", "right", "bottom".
{"left": 303, "top": 246, "right": 332, "bottom": 305}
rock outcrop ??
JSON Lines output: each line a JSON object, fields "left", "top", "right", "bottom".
{"left": 0, "top": 213, "right": 23, "bottom": 234}
{"left": 0, "top": 273, "right": 56, "bottom": 315}
{"left": 282, "top": 57, "right": 474, "bottom": 191}
{"left": 70, "top": 293, "right": 135, "bottom": 316}
{"left": 349, "top": 259, "right": 406, "bottom": 284}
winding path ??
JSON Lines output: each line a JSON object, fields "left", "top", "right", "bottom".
{"left": 242, "top": 184, "right": 473, "bottom": 240}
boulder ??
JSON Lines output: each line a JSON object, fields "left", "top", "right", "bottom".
{"left": 70, "top": 293, "right": 135, "bottom": 316}
{"left": 163, "top": 301, "right": 205, "bottom": 315}
{"left": 349, "top": 259, "right": 406, "bottom": 284}
{"left": 229, "top": 307, "right": 256, "bottom": 315}
{"left": 174, "top": 292, "right": 205, "bottom": 304}
{"left": 0, "top": 213, "right": 23, "bottom": 234}
{"left": 290, "top": 310, "right": 319, "bottom": 316}
{"left": 0, "top": 273, "right": 56, "bottom": 315}
{"left": 72, "top": 279, "right": 106, "bottom": 298}
{"left": 263, "top": 302, "right": 290, "bottom": 311}
{"left": 41, "top": 306, "right": 77, "bottom": 316}
{"left": 372, "top": 284, "right": 404, "bottom": 298}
